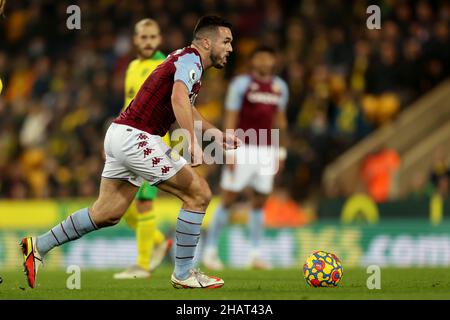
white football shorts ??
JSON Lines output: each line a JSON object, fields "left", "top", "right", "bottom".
{"left": 101, "top": 123, "right": 186, "bottom": 187}
{"left": 220, "top": 144, "right": 278, "bottom": 195}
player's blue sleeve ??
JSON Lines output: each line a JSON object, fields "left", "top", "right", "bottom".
{"left": 224, "top": 75, "right": 251, "bottom": 111}
{"left": 274, "top": 77, "right": 289, "bottom": 112}
{"left": 174, "top": 53, "right": 202, "bottom": 92}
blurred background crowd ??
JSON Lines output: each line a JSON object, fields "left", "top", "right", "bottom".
{"left": 0, "top": 0, "right": 448, "bottom": 203}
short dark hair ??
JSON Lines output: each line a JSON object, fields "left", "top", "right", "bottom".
{"left": 251, "top": 45, "right": 276, "bottom": 58}
{"left": 193, "top": 15, "right": 232, "bottom": 39}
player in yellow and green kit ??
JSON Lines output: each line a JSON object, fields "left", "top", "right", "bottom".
{"left": 113, "top": 18, "right": 173, "bottom": 279}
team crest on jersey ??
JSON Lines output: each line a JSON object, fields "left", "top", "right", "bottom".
{"left": 165, "top": 148, "right": 181, "bottom": 161}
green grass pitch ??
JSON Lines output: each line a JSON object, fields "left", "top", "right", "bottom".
{"left": 1, "top": 267, "right": 449, "bottom": 300}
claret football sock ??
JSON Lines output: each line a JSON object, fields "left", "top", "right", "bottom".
{"left": 174, "top": 209, "right": 205, "bottom": 280}
{"left": 205, "top": 204, "right": 229, "bottom": 250}
{"left": 36, "top": 207, "right": 98, "bottom": 257}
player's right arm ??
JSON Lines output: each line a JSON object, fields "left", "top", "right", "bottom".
{"left": 171, "top": 81, "right": 202, "bottom": 166}
{"left": 171, "top": 53, "right": 208, "bottom": 166}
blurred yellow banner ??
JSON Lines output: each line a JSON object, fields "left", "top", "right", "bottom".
{"left": 0, "top": 200, "right": 59, "bottom": 229}
{"left": 0, "top": 197, "right": 220, "bottom": 230}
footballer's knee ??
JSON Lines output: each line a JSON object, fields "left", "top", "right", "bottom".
{"left": 101, "top": 215, "right": 122, "bottom": 227}
{"left": 89, "top": 208, "right": 122, "bottom": 227}
{"left": 184, "top": 177, "right": 212, "bottom": 211}
{"left": 90, "top": 200, "right": 126, "bottom": 227}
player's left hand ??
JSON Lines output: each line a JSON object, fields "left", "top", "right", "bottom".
{"left": 222, "top": 131, "right": 241, "bottom": 150}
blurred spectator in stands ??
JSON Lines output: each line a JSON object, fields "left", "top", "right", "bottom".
{"left": 361, "top": 93, "right": 400, "bottom": 127}
{"left": 429, "top": 147, "right": 450, "bottom": 198}
{"left": 284, "top": 60, "right": 306, "bottom": 128}
{"left": 366, "top": 41, "right": 401, "bottom": 94}
{"left": 327, "top": 74, "right": 373, "bottom": 154}
{"left": 409, "top": 171, "right": 435, "bottom": 199}
{"left": 415, "top": 1, "right": 434, "bottom": 33}
{"left": 420, "top": 19, "right": 449, "bottom": 92}
{"left": 394, "top": 2, "right": 413, "bottom": 37}
{"left": 325, "top": 27, "right": 353, "bottom": 74}
{"left": 428, "top": 21, "right": 449, "bottom": 74}
{"left": 360, "top": 146, "right": 401, "bottom": 203}
{"left": 399, "top": 38, "right": 422, "bottom": 104}
{"left": 264, "top": 187, "right": 310, "bottom": 227}
{"left": 435, "top": 174, "right": 450, "bottom": 198}
{"left": 350, "top": 39, "right": 371, "bottom": 94}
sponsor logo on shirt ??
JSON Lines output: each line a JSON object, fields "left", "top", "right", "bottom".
{"left": 247, "top": 92, "right": 281, "bottom": 105}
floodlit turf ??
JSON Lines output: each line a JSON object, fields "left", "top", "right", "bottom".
{"left": 1, "top": 266, "right": 450, "bottom": 300}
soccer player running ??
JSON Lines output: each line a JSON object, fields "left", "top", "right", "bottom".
{"left": 202, "top": 46, "right": 289, "bottom": 270}
{"left": 21, "top": 16, "right": 239, "bottom": 289}
{"left": 113, "top": 19, "right": 173, "bottom": 280}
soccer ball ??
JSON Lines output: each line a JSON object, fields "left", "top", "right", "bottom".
{"left": 303, "top": 251, "right": 343, "bottom": 287}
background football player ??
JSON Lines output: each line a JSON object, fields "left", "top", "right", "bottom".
{"left": 113, "top": 18, "right": 173, "bottom": 280}
{"left": 203, "top": 46, "right": 289, "bottom": 270}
